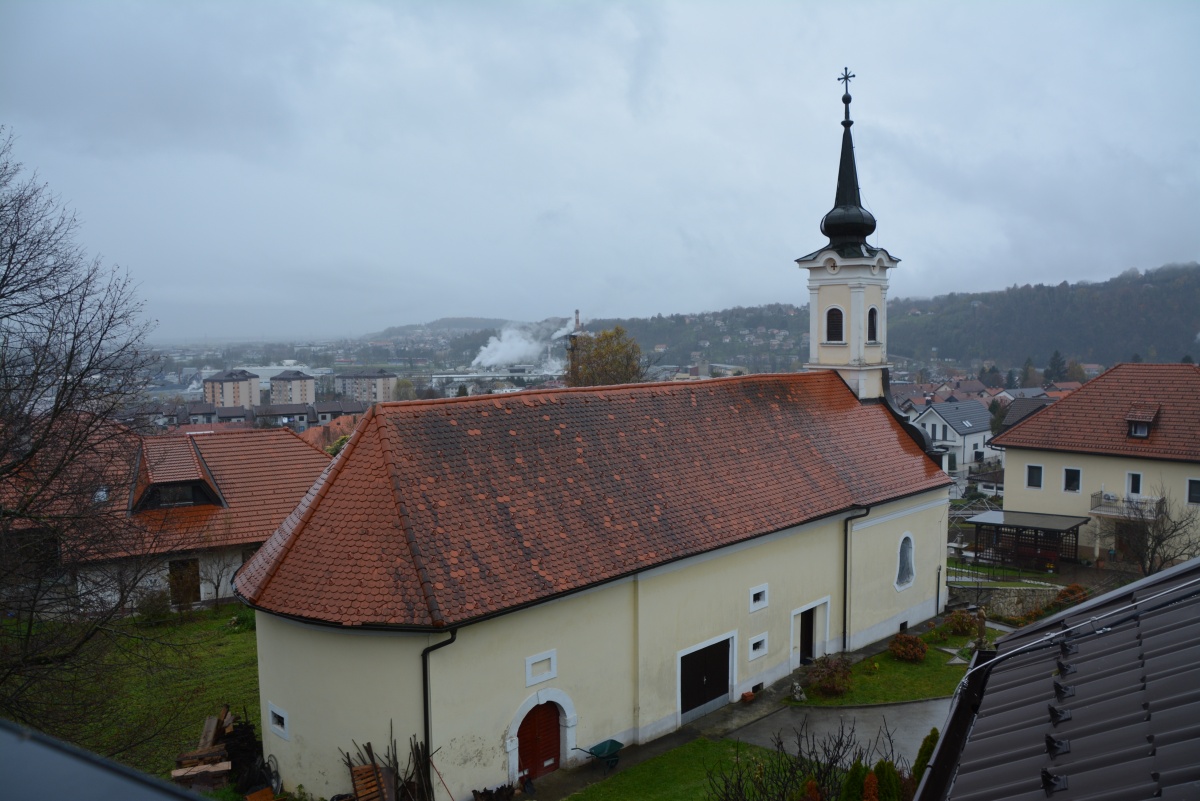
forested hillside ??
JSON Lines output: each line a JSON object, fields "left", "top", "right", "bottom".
{"left": 888, "top": 262, "right": 1200, "bottom": 366}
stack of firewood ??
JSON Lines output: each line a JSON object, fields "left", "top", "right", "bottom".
{"left": 171, "top": 704, "right": 254, "bottom": 792}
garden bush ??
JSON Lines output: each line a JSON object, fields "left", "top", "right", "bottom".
{"left": 913, "top": 727, "right": 939, "bottom": 784}
{"left": 136, "top": 589, "right": 173, "bottom": 626}
{"left": 943, "top": 609, "right": 976, "bottom": 636}
{"left": 838, "top": 759, "right": 868, "bottom": 801}
{"left": 872, "top": 760, "right": 902, "bottom": 801}
{"left": 888, "top": 633, "right": 927, "bottom": 663}
{"left": 1055, "top": 583, "right": 1088, "bottom": 607}
{"left": 808, "top": 654, "right": 854, "bottom": 696}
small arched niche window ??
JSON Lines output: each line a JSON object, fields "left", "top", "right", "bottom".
{"left": 867, "top": 307, "right": 878, "bottom": 342}
{"left": 896, "top": 534, "right": 915, "bottom": 589}
{"left": 826, "top": 308, "right": 844, "bottom": 343}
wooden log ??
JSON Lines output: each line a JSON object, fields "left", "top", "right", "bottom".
{"left": 172, "top": 760, "right": 232, "bottom": 780}
{"left": 198, "top": 715, "right": 220, "bottom": 749}
{"left": 175, "top": 743, "right": 228, "bottom": 767}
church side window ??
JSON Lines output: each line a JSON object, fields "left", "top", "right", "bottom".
{"left": 826, "top": 308, "right": 844, "bottom": 343}
{"left": 896, "top": 534, "right": 915, "bottom": 588}
{"left": 867, "top": 307, "right": 878, "bottom": 342}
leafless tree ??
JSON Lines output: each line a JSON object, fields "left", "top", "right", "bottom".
{"left": 706, "top": 717, "right": 913, "bottom": 801}
{"left": 0, "top": 128, "right": 201, "bottom": 757}
{"left": 1102, "top": 484, "right": 1200, "bottom": 576}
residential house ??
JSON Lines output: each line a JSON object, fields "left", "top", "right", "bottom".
{"left": 216, "top": 406, "right": 252, "bottom": 425}
{"left": 990, "top": 363, "right": 1200, "bottom": 562}
{"left": 917, "top": 556, "right": 1200, "bottom": 800}
{"left": 913, "top": 400, "right": 998, "bottom": 473}
{"left": 270, "top": 370, "right": 316, "bottom": 405}
{"left": 183, "top": 402, "right": 217, "bottom": 425}
{"left": 234, "top": 84, "right": 954, "bottom": 799}
{"left": 112, "top": 428, "right": 332, "bottom": 607}
{"left": 334, "top": 368, "right": 397, "bottom": 403}
{"left": 203, "top": 369, "right": 260, "bottom": 410}
{"left": 310, "top": 400, "right": 371, "bottom": 425}
{"left": 253, "top": 404, "right": 311, "bottom": 431}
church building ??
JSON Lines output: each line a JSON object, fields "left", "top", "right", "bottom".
{"left": 234, "top": 73, "right": 952, "bottom": 800}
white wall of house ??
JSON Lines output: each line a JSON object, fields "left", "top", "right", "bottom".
{"left": 913, "top": 409, "right": 999, "bottom": 473}
{"left": 252, "top": 489, "right": 949, "bottom": 800}
{"left": 1001, "top": 448, "right": 1200, "bottom": 558}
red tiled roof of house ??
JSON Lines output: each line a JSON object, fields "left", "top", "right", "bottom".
{"left": 236, "top": 373, "right": 950, "bottom": 629}
{"left": 131, "top": 428, "right": 331, "bottom": 556}
{"left": 992, "top": 363, "right": 1200, "bottom": 462}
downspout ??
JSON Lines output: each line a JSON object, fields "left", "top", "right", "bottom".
{"left": 422, "top": 629, "right": 458, "bottom": 789}
{"left": 936, "top": 563, "right": 942, "bottom": 615}
{"left": 842, "top": 506, "right": 871, "bottom": 653}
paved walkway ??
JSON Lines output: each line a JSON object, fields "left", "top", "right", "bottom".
{"left": 530, "top": 635, "right": 956, "bottom": 800}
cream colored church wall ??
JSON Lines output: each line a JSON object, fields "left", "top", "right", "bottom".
{"left": 845, "top": 493, "right": 950, "bottom": 649}
{"left": 630, "top": 515, "right": 846, "bottom": 741}
{"left": 253, "top": 488, "right": 949, "bottom": 800}
{"left": 255, "top": 613, "right": 428, "bottom": 800}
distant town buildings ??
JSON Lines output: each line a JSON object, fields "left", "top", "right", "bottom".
{"left": 202, "top": 369, "right": 259, "bottom": 410}
{"left": 270, "top": 370, "right": 316, "bottom": 405}
{"left": 335, "top": 368, "right": 397, "bottom": 403}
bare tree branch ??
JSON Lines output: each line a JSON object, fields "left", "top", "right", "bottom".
{"left": 1101, "top": 482, "right": 1200, "bottom": 575}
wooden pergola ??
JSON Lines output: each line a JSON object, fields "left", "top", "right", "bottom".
{"left": 966, "top": 510, "right": 1090, "bottom": 571}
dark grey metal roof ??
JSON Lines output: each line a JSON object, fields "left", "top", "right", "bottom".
{"left": 966, "top": 509, "right": 1090, "bottom": 532}
{"left": 0, "top": 718, "right": 205, "bottom": 800}
{"left": 918, "top": 401, "right": 992, "bottom": 436}
{"left": 271, "top": 370, "right": 313, "bottom": 381}
{"left": 1001, "top": 396, "right": 1055, "bottom": 430}
{"left": 922, "top": 556, "right": 1200, "bottom": 800}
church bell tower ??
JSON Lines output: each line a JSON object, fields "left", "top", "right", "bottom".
{"left": 796, "top": 68, "right": 899, "bottom": 401}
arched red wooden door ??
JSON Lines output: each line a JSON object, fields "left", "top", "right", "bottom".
{"left": 517, "top": 702, "right": 560, "bottom": 780}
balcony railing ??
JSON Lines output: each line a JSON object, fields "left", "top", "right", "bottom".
{"left": 1089, "top": 491, "right": 1164, "bottom": 518}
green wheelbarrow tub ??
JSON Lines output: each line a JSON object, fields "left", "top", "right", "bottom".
{"left": 572, "top": 739, "right": 624, "bottom": 772}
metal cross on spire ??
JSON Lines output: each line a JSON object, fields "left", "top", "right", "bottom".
{"left": 838, "top": 68, "right": 855, "bottom": 122}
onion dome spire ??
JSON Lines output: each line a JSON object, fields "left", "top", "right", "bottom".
{"left": 820, "top": 68, "right": 877, "bottom": 248}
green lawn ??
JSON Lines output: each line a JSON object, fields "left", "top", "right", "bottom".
{"left": 95, "top": 605, "right": 261, "bottom": 778}
{"left": 797, "top": 628, "right": 1003, "bottom": 707}
{"left": 567, "top": 738, "right": 774, "bottom": 801}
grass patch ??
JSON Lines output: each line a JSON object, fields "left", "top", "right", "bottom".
{"left": 797, "top": 626, "right": 1004, "bottom": 707}
{"left": 946, "top": 557, "right": 1063, "bottom": 583}
{"left": 566, "top": 738, "right": 773, "bottom": 801}
{"left": 87, "top": 605, "right": 261, "bottom": 779}
{"left": 799, "top": 652, "right": 966, "bottom": 706}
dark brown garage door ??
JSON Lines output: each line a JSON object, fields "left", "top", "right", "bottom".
{"left": 681, "top": 638, "right": 730, "bottom": 723}
{"left": 517, "top": 702, "right": 560, "bottom": 780}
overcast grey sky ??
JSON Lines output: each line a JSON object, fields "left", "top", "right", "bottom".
{"left": 2, "top": 1, "right": 1197, "bottom": 343}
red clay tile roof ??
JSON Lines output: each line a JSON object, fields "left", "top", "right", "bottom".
{"left": 992, "top": 363, "right": 1200, "bottom": 462}
{"left": 236, "top": 373, "right": 950, "bottom": 629}
{"left": 130, "top": 428, "right": 331, "bottom": 556}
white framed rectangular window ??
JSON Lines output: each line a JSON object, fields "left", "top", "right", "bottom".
{"left": 1128, "top": 472, "right": 1143, "bottom": 497}
{"left": 268, "top": 702, "right": 289, "bottom": 740}
{"left": 1189, "top": 479, "right": 1200, "bottom": 506}
{"left": 1063, "top": 468, "right": 1081, "bottom": 494}
{"left": 525, "top": 649, "right": 557, "bottom": 687}
{"left": 748, "top": 633, "right": 768, "bottom": 661}
{"left": 1026, "top": 464, "right": 1043, "bottom": 489}
{"left": 749, "top": 583, "right": 769, "bottom": 613}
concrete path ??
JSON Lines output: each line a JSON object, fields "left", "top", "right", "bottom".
{"left": 725, "top": 697, "right": 951, "bottom": 766}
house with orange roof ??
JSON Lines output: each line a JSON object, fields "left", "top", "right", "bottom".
{"left": 233, "top": 78, "right": 954, "bottom": 799}
{"left": 990, "top": 362, "right": 1200, "bottom": 563}
{"left": 79, "top": 428, "right": 331, "bottom": 608}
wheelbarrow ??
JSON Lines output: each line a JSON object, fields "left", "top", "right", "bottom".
{"left": 572, "top": 739, "right": 624, "bottom": 773}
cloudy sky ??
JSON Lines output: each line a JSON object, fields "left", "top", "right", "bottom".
{"left": 2, "top": 1, "right": 1197, "bottom": 343}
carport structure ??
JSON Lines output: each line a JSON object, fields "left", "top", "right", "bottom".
{"left": 966, "top": 509, "right": 1090, "bottom": 570}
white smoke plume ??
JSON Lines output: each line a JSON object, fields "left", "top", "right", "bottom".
{"left": 472, "top": 328, "right": 545, "bottom": 368}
